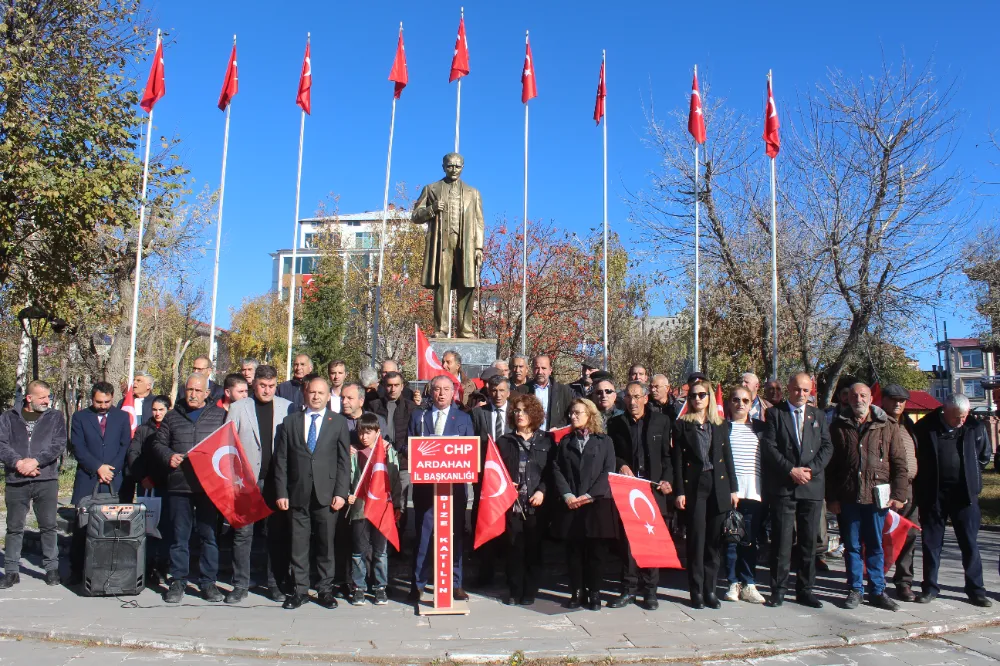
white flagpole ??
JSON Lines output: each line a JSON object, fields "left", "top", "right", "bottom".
{"left": 693, "top": 143, "right": 700, "bottom": 373}
{"left": 209, "top": 35, "right": 235, "bottom": 370}
{"left": 601, "top": 49, "right": 609, "bottom": 372}
{"left": 127, "top": 28, "right": 160, "bottom": 388}
{"left": 454, "top": 7, "right": 463, "bottom": 153}
{"left": 769, "top": 70, "right": 779, "bottom": 381}
{"left": 372, "top": 24, "right": 401, "bottom": 367}
{"left": 521, "top": 32, "right": 530, "bottom": 356}
{"left": 285, "top": 70, "right": 308, "bottom": 380}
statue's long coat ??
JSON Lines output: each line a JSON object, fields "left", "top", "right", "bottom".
{"left": 412, "top": 179, "right": 485, "bottom": 289}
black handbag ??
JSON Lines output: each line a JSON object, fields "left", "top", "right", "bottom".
{"left": 722, "top": 509, "right": 746, "bottom": 545}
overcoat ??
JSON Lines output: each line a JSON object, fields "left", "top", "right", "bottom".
{"left": 412, "top": 178, "right": 485, "bottom": 289}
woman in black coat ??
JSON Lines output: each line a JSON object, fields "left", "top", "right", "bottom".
{"left": 495, "top": 393, "right": 554, "bottom": 606}
{"left": 551, "top": 398, "right": 617, "bottom": 611}
{"left": 672, "top": 379, "right": 738, "bottom": 609}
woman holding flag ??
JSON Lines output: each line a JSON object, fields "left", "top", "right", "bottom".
{"left": 672, "top": 378, "right": 738, "bottom": 609}
{"left": 496, "top": 394, "right": 554, "bottom": 607}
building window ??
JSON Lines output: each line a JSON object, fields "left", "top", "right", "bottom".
{"left": 960, "top": 349, "right": 984, "bottom": 369}
{"left": 356, "top": 232, "right": 375, "bottom": 249}
{"left": 962, "top": 379, "right": 985, "bottom": 398}
{"left": 283, "top": 256, "right": 317, "bottom": 274}
{"left": 347, "top": 220, "right": 360, "bottom": 227}
{"left": 303, "top": 233, "right": 316, "bottom": 249}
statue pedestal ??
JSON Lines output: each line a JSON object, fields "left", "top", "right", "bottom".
{"left": 428, "top": 338, "right": 498, "bottom": 382}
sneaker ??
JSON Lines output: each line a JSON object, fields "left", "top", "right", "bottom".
{"left": 723, "top": 582, "right": 740, "bottom": 602}
{"left": 739, "top": 583, "right": 766, "bottom": 604}
{"left": 0, "top": 573, "right": 19, "bottom": 589}
{"left": 374, "top": 587, "right": 388, "bottom": 605}
{"left": 225, "top": 587, "right": 248, "bottom": 604}
{"left": 844, "top": 589, "right": 862, "bottom": 609}
{"left": 44, "top": 570, "right": 61, "bottom": 586}
{"left": 165, "top": 580, "right": 185, "bottom": 603}
{"left": 869, "top": 591, "right": 899, "bottom": 611}
{"left": 350, "top": 588, "right": 366, "bottom": 606}
{"left": 201, "top": 584, "right": 223, "bottom": 603}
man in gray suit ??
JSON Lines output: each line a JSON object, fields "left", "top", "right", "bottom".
{"left": 225, "top": 365, "right": 292, "bottom": 603}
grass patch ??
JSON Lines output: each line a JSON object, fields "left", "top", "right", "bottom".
{"left": 980, "top": 473, "right": 1000, "bottom": 525}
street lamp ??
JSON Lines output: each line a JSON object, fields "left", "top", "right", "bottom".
{"left": 18, "top": 305, "right": 51, "bottom": 381}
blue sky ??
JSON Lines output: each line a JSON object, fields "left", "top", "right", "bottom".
{"left": 142, "top": 1, "right": 999, "bottom": 370}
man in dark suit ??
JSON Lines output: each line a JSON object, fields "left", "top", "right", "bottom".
{"left": 606, "top": 381, "right": 672, "bottom": 610}
{"left": 69, "top": 381, "right": 132, "bottom": 583}
{"left": 761, "top": 372, "right": 833, "bottom": 608}
{"left": 515, "top": 354, "right": 573, "bottom": 429}
{"left": 274, "top": 376, "right": 351, "bottom": 610}
{"left": 408, "top": 375, "right": 475, "bottom": 601}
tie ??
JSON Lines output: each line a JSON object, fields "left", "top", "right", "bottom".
{"left": 793, "top": 408, "right": 804, "bottom": 449}
{"left": 307, "top": 414, "right": 319, "bottom": 454}
{"left": 99, "top": 414, "right": 107, "bottom": 437}
{"left": 434, "top": 411, "right": 446, "bottom": 435}
{"left": 494, "top": 408, "right": 504, "bottom": 440}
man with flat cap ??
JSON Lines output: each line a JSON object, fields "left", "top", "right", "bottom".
{"left": 570, "top": 357, "right": 601, "bottom": 399}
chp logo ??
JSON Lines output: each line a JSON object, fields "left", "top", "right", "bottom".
{"left": 408, "top": 436, "right": 480, "bottom": 484}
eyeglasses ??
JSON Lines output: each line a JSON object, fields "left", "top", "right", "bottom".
{"left": 731, "top": 397, "right": 751, "bottom": 404}
{"left": 595, "top": 388, "right": 616, "bottom": 395}
{"left": 690, "top": 392, "right": 709, "bottom": 400}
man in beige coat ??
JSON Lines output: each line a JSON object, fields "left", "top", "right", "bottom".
{"left": 412, "top": 152, "right": 484, "bottom": 338}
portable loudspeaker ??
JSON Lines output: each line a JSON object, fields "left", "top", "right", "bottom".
{"left": 83, "top": 502, "right": 146, "bottom": 596}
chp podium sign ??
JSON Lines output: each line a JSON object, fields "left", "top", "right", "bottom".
{"left": 408, "top": 436, "right": 480, "bottom": 615}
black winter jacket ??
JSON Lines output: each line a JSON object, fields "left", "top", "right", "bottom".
{"left": 150, "top": 402, "right": 227, "bottom": 494}
{"left": 0, "top": 408, "right": 66, "bottom": 484}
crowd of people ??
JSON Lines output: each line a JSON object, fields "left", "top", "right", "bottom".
{"left": 0, "top": 351, "right": 994, "bottom": 614}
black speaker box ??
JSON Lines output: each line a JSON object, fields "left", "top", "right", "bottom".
{"left": 83, "top": 503, "right": 146, "bottom": 596}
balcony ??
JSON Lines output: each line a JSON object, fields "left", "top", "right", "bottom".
{"left": 983, "top": 376, "right": 1000, "bottom": 391}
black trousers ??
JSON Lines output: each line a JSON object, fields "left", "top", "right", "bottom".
{"left": 684, "top": 471, "right": 726, "bottom": 597}
{"left": 288, "top": 497, "right": 338, "bottom": 596}
{"left": 769, "top": 495, "right": 823, "bottom": 596}
{"left": 506, "top": 513, "right": 543, "bottom": 600}
{"left": 566, "top": 537, "right": 608, "bottom": 595}
{"left": 920, "top": 493, "right": 985, "bottom": 598}
{"left": 5, "top": 480, "right": 59, "bottom": 574}
{"left": 621, "top": 540, "right": 659, "bottom": 595}
{"left": 892, "top": 485, "right": 919, "bottom": 586}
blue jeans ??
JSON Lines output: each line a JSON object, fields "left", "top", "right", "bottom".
{"left": 168, "top": 493, "right": 219, "bottom": 585}
{"left": 351, "top": 518, "right": 388, "bottom": 590}
{"left": 725, "top": 499, "right": 763, "bottom": 585}
{"left": 837, "top": 502, "right": 887, "bottom": 595}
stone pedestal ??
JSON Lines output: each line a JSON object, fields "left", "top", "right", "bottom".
{"left": 428, "top": 338, "right": 498, "bottom": 383}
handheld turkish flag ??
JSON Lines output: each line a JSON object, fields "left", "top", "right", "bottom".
{"left": 474, "top": 437, "right": 517, "bottom": 548}
{"left": 764, "top": 75, "right": 780, "bottom": 158}
{"left": 140, "top": 37, "right": 165, "bottom": 113}
{"left": 120, "top": 386, "right": 138, "bottom": 437}
{"left": 593, "top": 56, "right": 606, "bottom": 125}
{"left": 217, "top": 43, "right": 239, "bottom": 111}
{"left": 356, "top": 437, "right": 400, "bottom": 551}
{"left": 549, "top": 424, "right": 572, "bottom": 444}
{"left": 187, "top": 422, "right": 271, "bottom": 529}
{"left": 608, "top": 473, "right": 682, "bottom": 568}
{"left": 389, "top": 25, "right": 408, "bottom": 99}
{"left": 688, "top": 68, "right": 706, "bottom": 144}
{"left": 521, "top": 34, "right": 537, "bottom": 104}
{"left": 715, "top": 382, "right": 725, "bottom": 420}
{"left": 415, "top": 325, "right": 463, "bottom": 401}
{"left": 296, "top": 39, "right": 312, "bottom": 114}
{"left": 882, "top": 508, "right": 919, "bottom": 573}
{"left": 449, "top": 15, "right": 470, "bottom": 82}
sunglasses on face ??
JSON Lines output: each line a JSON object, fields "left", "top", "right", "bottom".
{"left": 596, "top": 388, "right": 616, "bottom": 395}
{"left": 690, "top": 392, "right": 709, "bottom": 400}
{"left": 731, "top": 397, "right": 751, "bottom": 404}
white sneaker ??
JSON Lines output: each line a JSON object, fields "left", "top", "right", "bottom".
{"left": 740, "top": 583, "right": 766, "bottom": 604}
{"left": 724, "top": 582, "right": 740, "bottom": 602}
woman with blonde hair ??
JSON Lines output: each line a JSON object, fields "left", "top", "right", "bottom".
{"left": 551, "top": 398, "right": 616, "bottom": 610}
{"left": 672, "top": 377, "right": 738, "bottom": 609}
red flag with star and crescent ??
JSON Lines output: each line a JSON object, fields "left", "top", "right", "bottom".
{"left": 217, "top": 44, "right": 239, "bottom": 111}
{"left": 187, "top": 422, "right": 271, "bottom": 529}
{"left": 355, "top": 436, "right": 400, "bottom": 551}
{"left": 594, "top": 57, "right": 606, "bottom": 125}
{"left": 296, "top": 40, "right": 312, "bottom": 114}
{"left": 120, "top": 386, "right": 138, "bottom": 437}
{"left": 688, "top": 69, "right": 706, "bottom": 144}
{"left": 882, "top": 508, "right": 919, "bottom": 573}
{"left": 140, "top": 37, "right": 165, "bottom": 113}
{"left": 415, "top": 325, "right": 463, "bottom": 402}
{"left": 389, "top": 27, "right": 408, "bottom": 99}
{"left": 764, "top": 76, "right": 780, "bottom": 158}
{"left": 449, "top": 16, "right": 470, "bottom": 82}
{"left": 608, "top": 473, "right": 682, "bottom": 568}
{"left": 521, "top": 36, "right": 537, "bottom": 104}
{"left": 474, "top": 437, "right": 517, "bottom": 548}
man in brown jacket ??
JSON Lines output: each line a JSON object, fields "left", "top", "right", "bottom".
{"left": 827, "top": 383, "right": 907, "bottom": 612}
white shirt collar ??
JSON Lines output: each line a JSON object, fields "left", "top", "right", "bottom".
{"left": 432, "top": 405, "right": 450, "bottom": 418}
{"left": 306, "top": 407, "right": 327, "bottom": 419}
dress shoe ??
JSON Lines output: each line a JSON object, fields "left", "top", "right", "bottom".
{"left": 844, "top": 589, "right": 862, "bottom": 609}
{"left": 815, "top": 557, "right": 831, "bottom": 573}
{"left": 895, "top": 584, "right": 916, "bottom": 602}
{"left": 268, "top": 586, "right": 285, "bottom": 603}
{"left": 869, "top": 592, "right": 899, "bottom": 611}
{"left": 766, "top": 591, "right": 785, "bottom": 607}
{"left": 282, "top": 594, "right": 305, "bottom": 610}
{"left": 690, "top": 592, "right": 705, "bottom": 609}
{"left": 608, "top": 593, "right": 635, "bottom": 609}
{"left": 165, "top": 579, "right": 185, "bottom": 604}
{"left": 641, "top": 593, "right": 659, "bottom": 611}
{"left": 201, "top": 584, "right": 223, "bottom": 602}
{"left": 0, "top": 573, "right": 21, "bottom": 590}
{"left": 44, "top": 570, "right": 61, "bottom": 586}
{"left": 585, "top": 592, "right": 602, "bottom": 611}
{"left": 453, "top": 588, "right": 469, "bottom": 601}
{"left": 317, "top": 591, "right": 339, "bottom": 608}
{"left": 969, "top": 594, "right": 993, "bottom": 608}
{"left": 796, "top": 592, "right": 823, "bottom": 608}
{"left": 915, "top": 591, "right": 937, "bottom": 604}
{"left": 520, "top": 596, "right": 535, "bottom": 606}
{"left": 225, "top": 587, "right": 248, "bottom": 604}
{"left": 566, "top": 589, "right": 583, "bottom": 609}
{"left": 704, "top": 593, "right": 721, "bottom": 610}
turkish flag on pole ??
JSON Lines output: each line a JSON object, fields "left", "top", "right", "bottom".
{"left": 870, "top": 382, "right": 883, "bottom": 406}
{"left": 608, "top": 473, "right": 682, "bottom": 568}
{"left": 594, "top": 56, "right": 606, "bottom": 125}
{"left": 120, "top": 386, "right": 138, "bottom": 437}
{"left": 449, "top": 15, "right": 470, "bottom": 82}
{"left": 389, "top": 24, "right": 408, "bottom": 99}
{"left": 187, "top": 422, "right": 272, "bottom": 529}
{"left": 474, "top": 437, "right": 518, "bottom": 548}
{"left": 140, "top": 36, "right": 165, "bottom": 113}
{"left": 415, "top": 325, "right": 463, "bottom": 401}
{"left": 764, "top": 74, "right": 780, "bottom": 158}
{"left": 688, "top": 67, "right": 706, "bottom": 144}
{"left": 715, "top": 382, "right": 725, "bottom": 420}
{"left": 217, "top": 42, "right": 239, "bottom": 111}
{"left": 521, "top": 33, "right": 537, "bottom": 104}
{"left": 296, "top": 38, "right": 312, "bottom": 114}
{"left": 882, "top": 508, "right": 919, "bottom": 573}
{"left": 356, "top": 437, "right": 401, "bottom": 551}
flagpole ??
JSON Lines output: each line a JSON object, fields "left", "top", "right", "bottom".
{"left": 285, "top": 105, "right": 307, "bottom": 380}
{"left": 209, "top": 35, "right": 235, "bottom": 370}
{"left": 521, "top": 103, "right": 529, "bottom": 355}
{"left": 601, "top": 49, "right": 609, "bottom": 371}
{"left": 768, "top": 70, "right": 779, "bottom": 381}
{"left": 693, "top": 143, "right": 700, "bottom": 373}
{"left": 454, "top": 7, "right": 463, "bottom": 153}
{"left": 127, "top": 29, "right": 160, "bottom": 388}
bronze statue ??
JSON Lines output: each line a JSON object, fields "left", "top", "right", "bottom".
{"left": 413, "top": 153, "right": 484, "bottom": 338}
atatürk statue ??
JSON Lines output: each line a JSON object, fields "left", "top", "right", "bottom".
{"left": 413, "top": 152, "right": 484, "bottom": 338}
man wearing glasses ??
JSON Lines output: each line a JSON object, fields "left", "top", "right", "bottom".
{"left": 191, "top": 355, "right": 224, "bottom": 404}
{"left": 589, "top": 373, "right": 623, "bottom": 421}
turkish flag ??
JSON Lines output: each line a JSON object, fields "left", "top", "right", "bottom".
{"left": 296, "top": 40, "right": 312, "bottom": 114}
{"left": 187, "top": 422, "right": 271, "bottom": 529}
{"left": 763, "top": 76, "right": 780, "bottom": 158}
{"left": 593, "top": 58, "right": 606, "bottom": 125}
{"left": 715, "top": 382, "right": 725, "bottom": 420}
{"left": 356, "top": 437, "right": 400, "bottom": 551}
{"left": 120, "top": 386, "right": 138, "bottom": 437}
{"left": 474, "top": 437, "right": 517, "bottom": 548}
{"left": 521, "top": 36, "right": 537, "bottom": 104}
{"left": 608, "top": 473, "right": 682, "bottom": 568}
{"left": 688, "top": 69, "right": 706, "bottom": 144}
{"left": 140, "top": 38, "right": 165, "bottom": 113}
{"left": 549, "top": 424, "right": 572, "bottom": 444}
{"left": 388, "top": 27, "right": 408, "bottom": 99}
{"left": 217, "top": 44, "right": 239, "bottom": 111}
{"left": 415, "top": 325, "right": 463, "bottom": 401}
{"left": 882, "top": 508, "right": 919, "bottom": 572}
{"left": 449, "top": 16, "right": 470, "bottom": 82}
{"left": 870, "top": 382, "right": 883, "bottom": 405}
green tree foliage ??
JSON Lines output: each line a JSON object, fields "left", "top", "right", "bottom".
{"left": 296, "top": 273, "right": 358, "bottom": 374}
